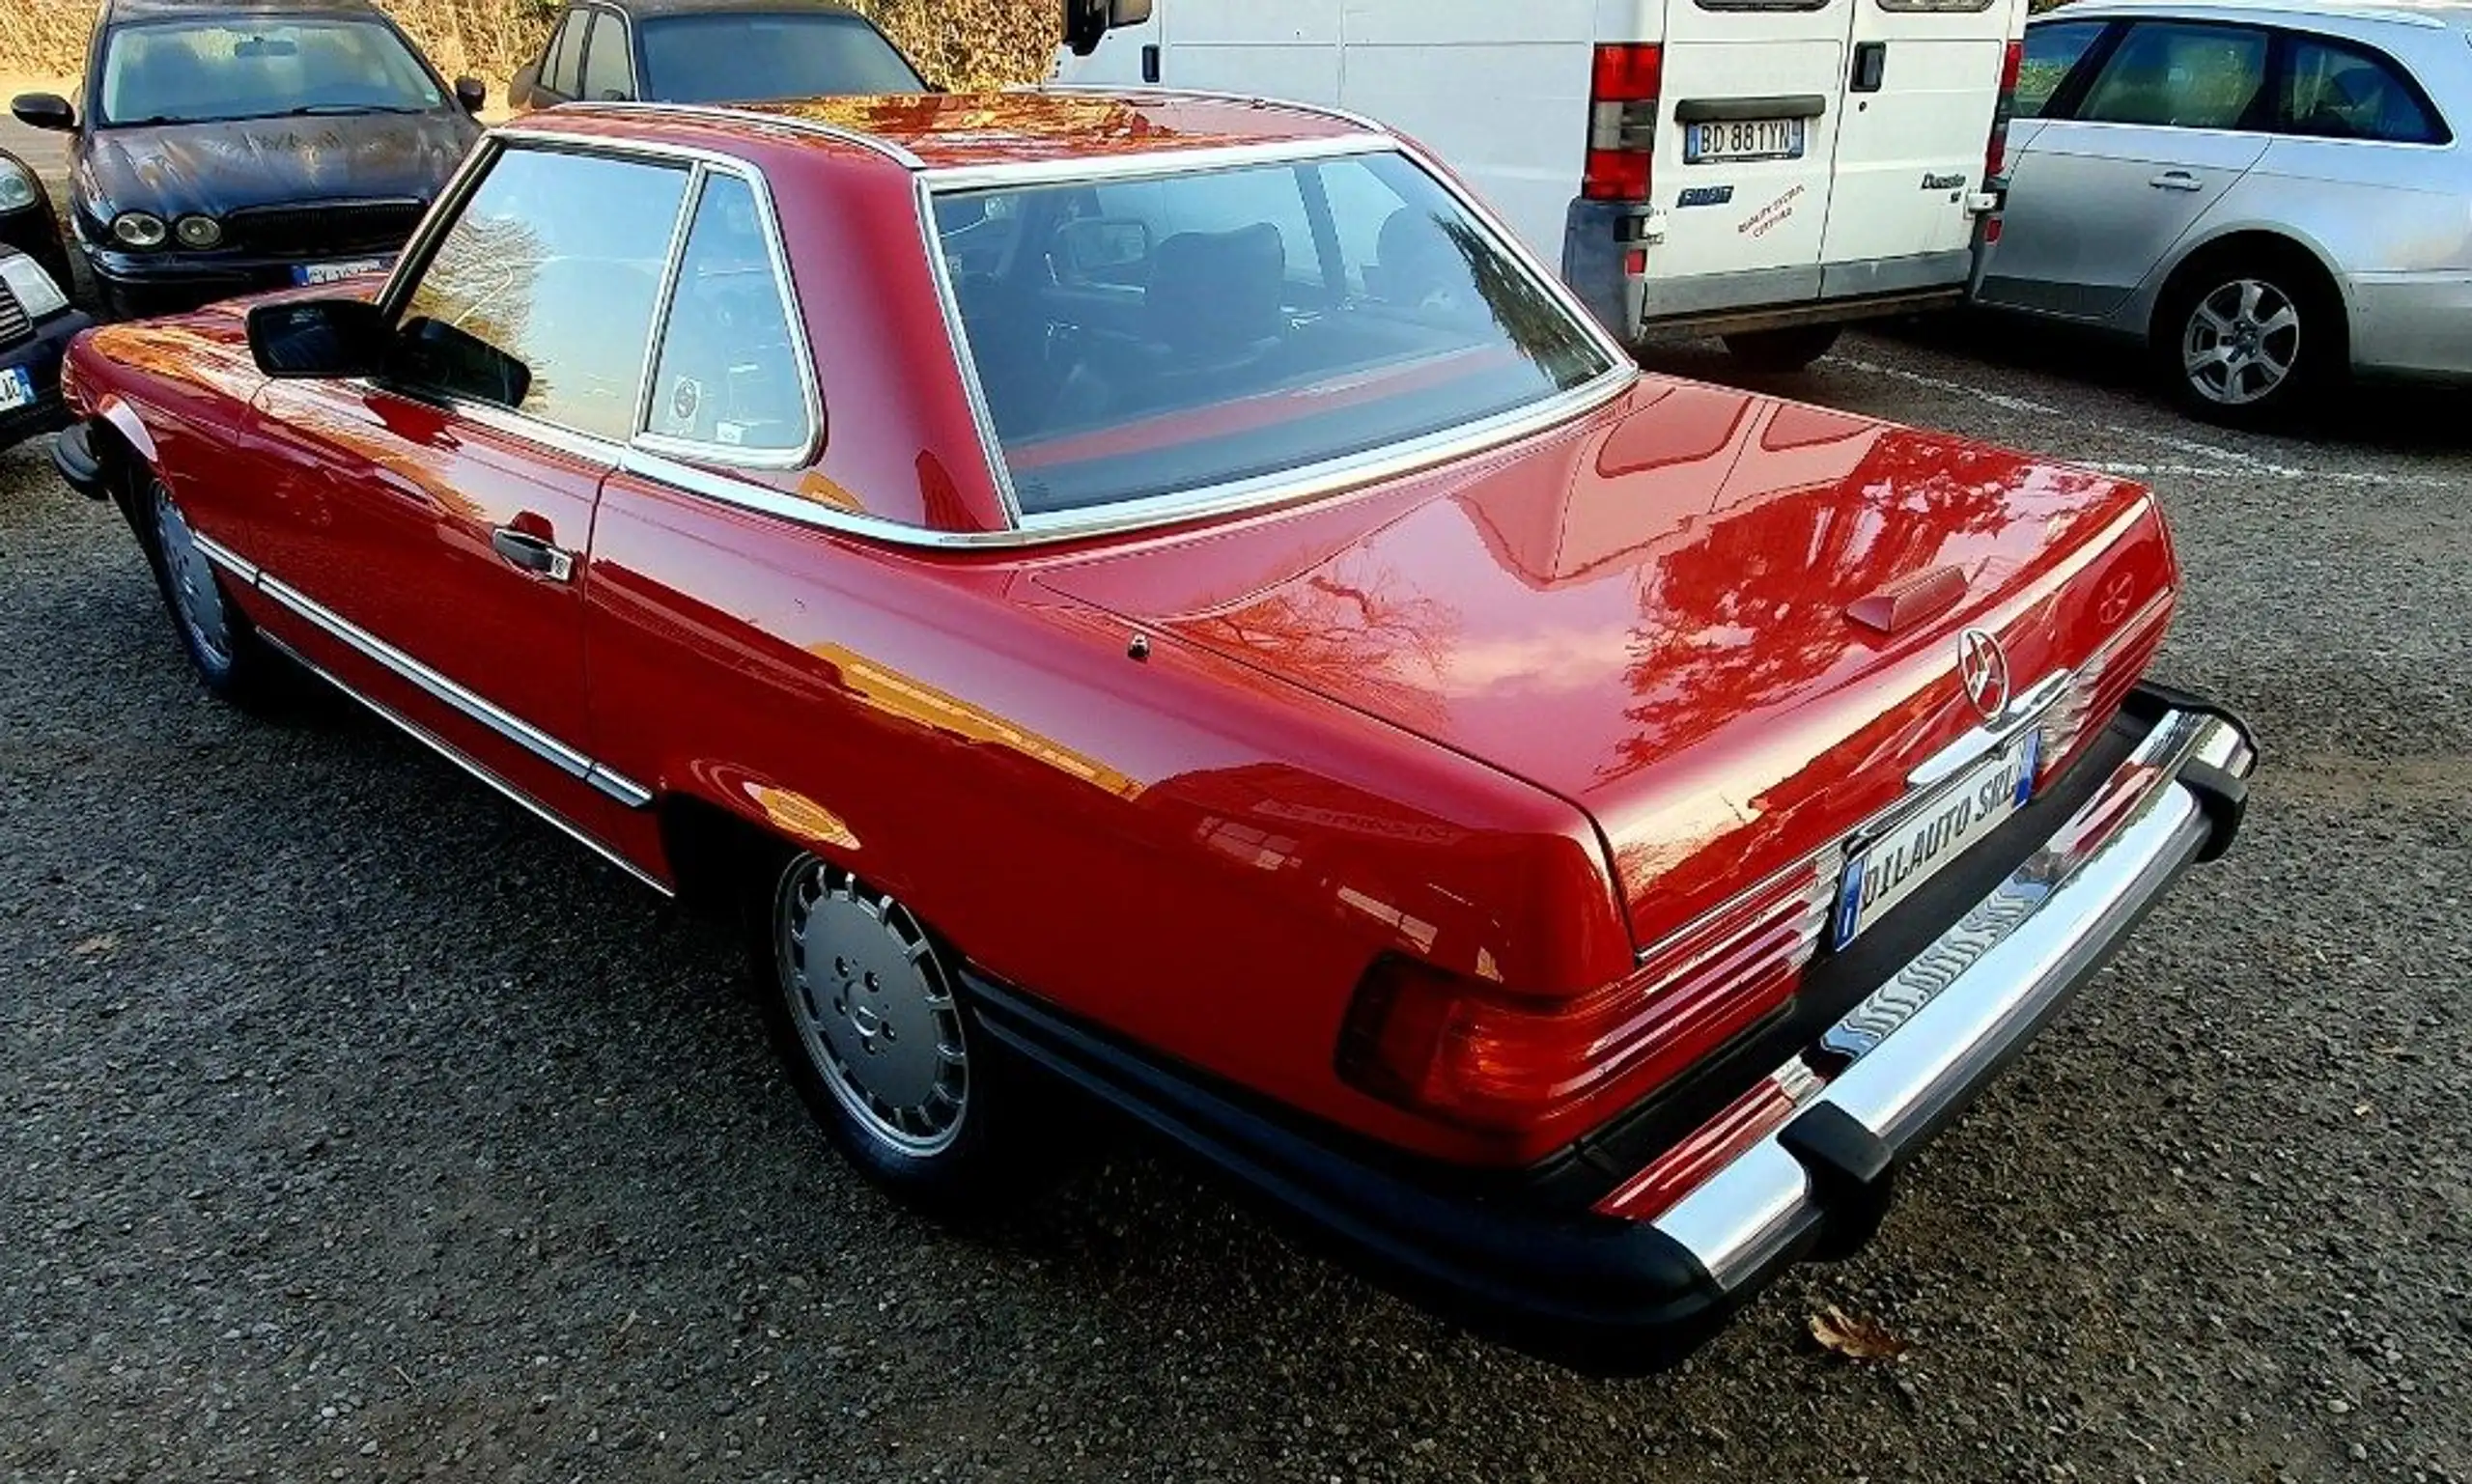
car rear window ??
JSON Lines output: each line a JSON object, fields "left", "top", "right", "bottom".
{"left": 637, "top": 13, "right": 924, "bottom": 103}
{"left": 935, "top": 151, "right": 1618, "bottom": 519}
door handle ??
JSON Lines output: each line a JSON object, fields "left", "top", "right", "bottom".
{"left": 491, "top": 526, "right": 576, "bottom": 582}
{"left": 2149, "top": 171, "right": 2204, "bottom": 191}
{"left": 1851, "top": 42, "right": 1887, "bottom": 94}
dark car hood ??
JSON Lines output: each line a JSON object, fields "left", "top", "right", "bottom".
{"left": 77, "top": 110, "right": 477, "bottom": 220}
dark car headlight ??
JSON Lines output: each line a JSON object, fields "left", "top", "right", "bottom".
{"left": 0, "top": 160, "right": 37, "bottom": 213}
{"left": 173, "top": 214, "right": 223, "bottom": 249}
{"left": 111, "top": 210, "right": 168, "bottom": 248}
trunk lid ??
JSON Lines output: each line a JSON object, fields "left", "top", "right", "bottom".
{"left": 1029, "top": 375, "right": 2174, "bottom": 953}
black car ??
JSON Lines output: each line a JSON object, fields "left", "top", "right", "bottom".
{"left": 0, "top": 147, "right": 73, "bottom": 293}
{"left": 0, "top": 244, "right": 93, "bottom": 451}
{"left": 510, "top": 0, "right": 924, "bottom": 109}
{"left": 9, "top": 0, "right": 486, "bottom": 321}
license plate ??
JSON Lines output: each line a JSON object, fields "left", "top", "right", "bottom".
{"left": 1833, "top": 728, "right": 2040, "bottom": 949}
{"left": 292, "top": 258, "right": 389, "bottom": 287}
{"left": 1685, "top": 119, "right": 1807, "bottom": 164}
{"left": 0, "top": 365, "right": 34, "bottom": 412}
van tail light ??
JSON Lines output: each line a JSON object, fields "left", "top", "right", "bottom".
{"left": 1985, "top": 38, "right": 2023, "bottom": 181}
{"left": 2036, "top": 591, "right": 2174, "bottom": 786}
{"left": 1584, "top": 42, "right": 1663, "bottom": 203}
{"left": 1337, "top": 854, "right": 1832, "bottom": 1147}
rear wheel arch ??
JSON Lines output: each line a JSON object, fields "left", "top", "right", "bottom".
{"left": 2149, "top": 230, "right": 2351, "bottom": 354}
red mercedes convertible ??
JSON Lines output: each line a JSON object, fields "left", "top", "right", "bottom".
{"left": 52, "top": 90, "right": 2256, "bottom": 1369}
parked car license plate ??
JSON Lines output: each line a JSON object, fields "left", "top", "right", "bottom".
{"left": 292, "top": 258, "right": 390, "bottom": 287}
{"left": 1685, "top": 119, "right": 1806, "bottom": 164}
{"left": 1833, "top": 728, "right": 2040, "bottom": 949}
{"left": 0, "top": 365, "right": 35, "bottom": 412}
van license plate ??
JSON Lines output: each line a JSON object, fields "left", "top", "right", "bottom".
{"left": 1685, "top": 119, "right": 1806, "bottom": 164}
{"left": 1832, "top": 727, "right": 2040, "bottom": 950}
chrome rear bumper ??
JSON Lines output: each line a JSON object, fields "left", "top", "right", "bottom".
{"left": 1649, "top": 701, "right": 2257, "bottom": 1290}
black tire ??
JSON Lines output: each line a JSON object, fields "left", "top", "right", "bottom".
{"left": 749, "top": 852, "right": 1053, "bottom": 1216}
{"left": 135, "top": 469, "right": 280, "bottom": 706}
{"left": 1721, "top": 323, "right": 1842, "bottom": 373}
{"left": 2152, "top": 247, "right": 2345, "bottom": 426}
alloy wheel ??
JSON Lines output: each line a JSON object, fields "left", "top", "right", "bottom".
{"left": 773, "top": 859, "right": 970, "bottom": 1156}
{"left": 150, "top": 479, "right": 234, "bottom": 668}
{"left": 2181, "top": 278, "right": 2300, "bottom": 407}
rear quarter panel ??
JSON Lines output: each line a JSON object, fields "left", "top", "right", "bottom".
{"left": 580, "top": 475, "right": 1638, "bottom": 1163}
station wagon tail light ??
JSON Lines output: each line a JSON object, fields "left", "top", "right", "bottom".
{"left": 1337, "top": 854, "right": 1833, "bottom": 1144}
{"left": 1584, "top": 43, "right": 1663, "bottom": 203}
{"left": 2035, "top": 591, "right": 2174, "bottom": 787}
{"left": 1985, "top": 39, "right": 2024, "bottom": 181}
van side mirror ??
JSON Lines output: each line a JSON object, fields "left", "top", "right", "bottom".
{"left": 10, "top": 93, "right": 75, "bottom": 132}
{"left": 1063, "top": 0, "right": 1151, "bottom": 57}
{"left": 248, "top": 298, "right": 393, "bottom": 378}
{"left": 455, "top": 76, "right": 488, "bottom": 114}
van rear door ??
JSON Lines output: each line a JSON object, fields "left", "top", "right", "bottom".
{"left": 1335, "top": 0, "right": 1600, "bottom": 261}
{"left": 1816, "top": 0, "right": 2023, "bottom": 288}
{"left": 1655, "top": 0, "right": 1852, "bottom": 299}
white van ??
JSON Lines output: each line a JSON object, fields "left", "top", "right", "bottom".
{"left": 1057, "top": 0, "right": 2026, "bottom": 370}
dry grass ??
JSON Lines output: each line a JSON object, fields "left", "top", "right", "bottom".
{"left": 0, "top": 0, "right": 1056, "bottom": 93}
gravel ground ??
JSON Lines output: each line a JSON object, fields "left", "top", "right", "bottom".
{"left": 3, "top": 325, "right": 2467, "bottom": 1483}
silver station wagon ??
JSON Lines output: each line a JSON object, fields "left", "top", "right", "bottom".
{"left": 1978, "top": 0, "right": 2472, "bottom": 421}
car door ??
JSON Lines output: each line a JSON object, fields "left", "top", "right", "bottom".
{"left": 1980, "top": 16, "right": 2274, "bottom": 319}
{"left": 249, "top": 140, "right": 692, "bottom": 837}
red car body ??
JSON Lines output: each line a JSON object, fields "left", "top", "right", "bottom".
{"left": 54, "top": 91, "right": 2256, "bottom": 1369}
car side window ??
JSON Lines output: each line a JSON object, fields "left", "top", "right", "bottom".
{"left": 2279, "top": 34, "right": 2445, "bottom": 143}
{"left": 643, "top": 172, "right": 813, "bottom": 456}
{"left": 2016, "top": 21, "right": 2108, "bottom": 120}
{"left": 544, "top": 12, "right": 584, "bottom": 98}
{"left": 394, "top": 146, "right": 690, "bottom": 440}
{"left": 2077, "top": 21, "right": 2271, "bottom": 130}
{"left": 581, "top": 11, "right": 632, "bottom": 101}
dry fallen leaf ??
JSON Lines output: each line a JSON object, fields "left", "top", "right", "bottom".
{"left": 1809, "top": 1303, "right": 1911, "bottom": 1362}
{"left": 70, "top": 934, "right": 119, "bottom": 959}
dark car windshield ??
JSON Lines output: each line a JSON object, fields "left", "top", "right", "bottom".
{"left": 638, "top": 13, "right": 925, "bottom": 103}
{"left": 936, "top": 150, "right": 1619, "bottom": 519}
{"left": 98, "top": 17, "right": 443, "bottom": 126}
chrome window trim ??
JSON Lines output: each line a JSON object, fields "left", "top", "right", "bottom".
{"left": 918, "top": 137, "right": 1637, "bottom": 539}
{"left": 920, "top": 132, "right": 1394, "bottom": 191}
{"left": 255, "top": 630, "right": 671, "bottom": 896}
{"left": 617, "top": 446, "right": 1032, "bottom": 547}
{"left": 568, "top": 99, "right": 928, "bottom": 168}
{"left": 185, "top": 532, "right": 659, "bottom": 811}
{"left": 629, "top": 158, "right": 826, "bottom": 469}
{"left": 912, "top": 174, "right": 1020, "bottom": 525}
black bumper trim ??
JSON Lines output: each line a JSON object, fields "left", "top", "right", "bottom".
{"left": 52, "top": 417, "right": 109, "bottom": 499}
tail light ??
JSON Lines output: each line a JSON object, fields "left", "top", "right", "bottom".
{"left": 1985, "top": 38, "right": 2023, "bottom": 181}
{"left": 1338, "top": 854, "right": 1833, "bottom": 1149}
{"left": 1584, "top": 43, "right": 1663, "bottom": 203}
{"left": 2037, "top": 591, "right": 2174, "bottom": 786}
{"left": 1597, "top": 1058, "right": 1823, "bottom": 1219}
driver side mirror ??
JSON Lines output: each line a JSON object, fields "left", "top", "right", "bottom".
{"left": 455, "top": 76, "right": 488, "bottom": 114}
{"left": 1062, "top": 0, "right": 1152, "bottom": 57}
{"left": 10, "top": 93, "right": 75, "bottom": 132}
{"left": 248, "top": 297, "right": 393, "bottom": 378}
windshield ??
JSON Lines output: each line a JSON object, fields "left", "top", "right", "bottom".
{"left": 638, "top": 13, "right": 925, "bottom": 103}
{"left": 98, "top": 17, "right": 443, "bottom": 126}
{"left": 936, "top": 151, "right": 1618, "bottom": 518}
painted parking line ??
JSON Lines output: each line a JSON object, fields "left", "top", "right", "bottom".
{"left": 1829, "top": 356, "right": 2063, "bottom": 416}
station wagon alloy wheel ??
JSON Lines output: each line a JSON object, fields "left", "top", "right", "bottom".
{"left": 150, "top": 479, "right": 235, "bottom": 670}
{"left": 2181, "top": 278, "right": 2300, "bottom": 408}
{"left": 773, "top": 859, "right": 969, "bottom": 1156}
